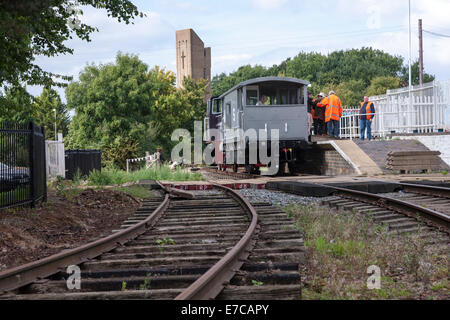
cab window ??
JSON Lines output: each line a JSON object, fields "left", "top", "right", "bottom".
{"left": 212, "top": 99, "right": 222, "bottom": 114}
{"left": 245, "top": 82, "right": 305, "bottom": 106}
{"left": 246, "top": 85, "right": 259, "bottom": 105}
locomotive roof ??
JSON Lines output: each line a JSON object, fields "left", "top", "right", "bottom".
{"left": 217, "top": 76, "right": 310, "bottom": 99}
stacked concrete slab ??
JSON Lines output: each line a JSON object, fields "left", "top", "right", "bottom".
{"left": 386, "top": 151, "right": 442, "bottom": 173}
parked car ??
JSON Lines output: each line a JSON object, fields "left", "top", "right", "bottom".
{"left": 0, "top": 162, "right": 30, "bottom": 193}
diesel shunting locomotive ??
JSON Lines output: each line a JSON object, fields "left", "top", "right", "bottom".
{"left": 205, "top": 77, "right": 311, "bottom": 175}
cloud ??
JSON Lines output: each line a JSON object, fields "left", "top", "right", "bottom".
{"left": 34, "top": 8, "right": 176, "bottom": 77}
{"left": 252, "top": 0, "right": 288, "bottom": 10}
{"left": 334, "top": 0, "right": 450, "bottom": 80}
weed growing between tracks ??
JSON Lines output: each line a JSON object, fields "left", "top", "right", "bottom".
{"left": 283, "top": 205, "right": 449, "bottom": 300}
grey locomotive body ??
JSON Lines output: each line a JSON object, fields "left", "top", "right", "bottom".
{"left": 205, "top": 77, "right": 310, "bottom": 174}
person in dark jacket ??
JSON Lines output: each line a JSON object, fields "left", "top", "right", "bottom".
{"left": 360, "top": 96, "right": 376, "bottom": 141}
{"left": 314, "top": 93, "right": 326, "bottom": 135}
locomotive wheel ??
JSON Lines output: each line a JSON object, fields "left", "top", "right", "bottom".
{"left": 246, "top": 165, "right": 260, "bottom": 175}
{"left": 288, "top": 162, "right": 296, "bottom": 175}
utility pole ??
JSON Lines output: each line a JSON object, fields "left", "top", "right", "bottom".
{"left": 408, "top": 0, "right": 412, "bottom": 133}
{"left": 418, "top": 19, "right": 424, "bottom": 86}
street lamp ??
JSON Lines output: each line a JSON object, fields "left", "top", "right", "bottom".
{"left": 53, "top": 108, "right": 57, "bottom": 141}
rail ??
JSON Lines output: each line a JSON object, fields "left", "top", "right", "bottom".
{"left": 399, "top": 182, "right": 450, "bottom": 199}
{"left": 0, "top": 188, "right": 171, "bottom": 293}
{"left": 325, "top": 184, "right": 450, "bottom": 232}
{"left": 175, "top": 182, "right": 259, "bottom": 300}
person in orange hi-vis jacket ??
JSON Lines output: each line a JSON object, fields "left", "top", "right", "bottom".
{"left": 320, "top": 91, "right": 343, "bottom": 138}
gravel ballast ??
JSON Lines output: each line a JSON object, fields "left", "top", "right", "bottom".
{"left": 237, "top": 189, "right": 325, "bottom": 207}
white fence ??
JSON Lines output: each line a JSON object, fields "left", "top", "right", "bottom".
{"left": 45, "top": 134, "right": 65, "bottom": 179}
{"left": 339, "top": 80, "right": 450, "bottom": 139}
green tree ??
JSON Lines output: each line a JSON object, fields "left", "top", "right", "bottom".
{"left": 320, "top": 48, "right": 404, "bottom": 87}
{"left": 401, "top": 60, "right": 435, "bottom": 86}
{"left": 32, "top": 88, "right": 70, "bottom": 140}
{"left": 66, "top": 53, "right": 156, "bottom": 167}
{"left": 320, "top": 80, "right": 366, "bottom": 108}
{"left": 66, "top": 53, "right": 208, "bottom": 168}
{"left": 211, "top": 65, "right": 270, "bottom": 97}
{"left": 366, "top": 76, "right": 402, "bottom": 96}
{"left": 211, "top": 47, "right": 433, "bottom": 103}
{"left": 0, "top": 0, "right": 143, "bottom": 90}
{"left": 283, "top": 52, "right": 327, "bottom": 83}
{"left": 0, "top": 85, "right": 34, "bottom": 122}
{"left": 150, "top": 75, "right": 208, "bottom": 160}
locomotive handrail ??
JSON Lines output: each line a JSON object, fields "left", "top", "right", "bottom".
{"left": 175, "top": 182, "right": 259, "bottom": 300}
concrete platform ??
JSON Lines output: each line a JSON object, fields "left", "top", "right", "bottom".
{"left": 316, "top": 140, "right": 383, "bottom": 176}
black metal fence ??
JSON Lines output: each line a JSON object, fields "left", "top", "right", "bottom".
{"left": 65, "top": 150, "right": 101, "bottom": 180}
{"left": 0, "top": 122, "right": 47, "bottom": 210}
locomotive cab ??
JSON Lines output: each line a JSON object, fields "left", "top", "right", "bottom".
{"left": 207, "top": 77, "right": 310, "bottom": 175}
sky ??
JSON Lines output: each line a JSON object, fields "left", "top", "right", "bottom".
{"left": 29, "top": 0, "right": 450, "bottom": 101}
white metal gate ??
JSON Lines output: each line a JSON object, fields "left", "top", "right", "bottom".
{"left": 339, "top": 80, "right": 450, "bottom": 139}
{"left": 45, "top": 134, "right": 65, "bottom": 179}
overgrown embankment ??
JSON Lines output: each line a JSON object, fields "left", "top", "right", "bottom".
{"left": 283, "top": 205, "right": 449, "bottom": 300}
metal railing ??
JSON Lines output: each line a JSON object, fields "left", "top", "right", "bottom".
{"left": 0, "top": 122, "right": 47, "bottom": 210}
{"left": 65, "top": 150, "right": 101, "bottom": 180}
{"left": 339, "top": 80, "right": 450, "bottom": 139}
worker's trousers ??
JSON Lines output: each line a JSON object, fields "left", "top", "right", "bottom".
{"left": 327, "top": 120, "right": 340, "bottom": 138}
{"left": 360, "top": 119, "right": 372, "bottom": 140}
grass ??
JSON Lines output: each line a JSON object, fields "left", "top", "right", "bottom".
{"left": 113, "top": 185, "right": 153, "bottom": 199}
{"left": 284, "top": 204, "right": 449, "bottom": 300}
{"left": 87, "top": 165, "right": 204, "bottom": 186}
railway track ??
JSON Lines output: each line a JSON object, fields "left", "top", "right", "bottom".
{"left": 200, "top": 167, "right": 305, "bottom": 181}
{"left": 321, "top": 183, "right": 450, "bottom": 245}
{"left": 200, "top": 167, "right": 259, "bottom": 180}
{"left": 0, "top": 182, "right": 304, "bottom": 300}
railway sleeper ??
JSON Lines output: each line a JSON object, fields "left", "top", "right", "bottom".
{"left": 99, "top": 249, "right": 228, "bottom": 260}
{"left": 20, "top": 274, "right": 202, "bottom": 294}
{"left": 113, "top": 242, "right": 237, "bottom": 254}
{"left": 156, "top": 217, "right": 248, "bottom": 227}
{"left": 127, "top": 238, "right": 244, "bottom": 247}
{"left": 135, "top": 231, "right": 246, "bottom": 241}
{"left": 230, "top": 271, "right": 301, "bottom": 286}
{"left": 1, "top": 289, "right": 183, "bottom": 300}
{"left": 145, "top": 221, "right": 248, "bottom": 232}
{"left": 247, "top": 252, "right": 306, "bottom": 265}
{"left": 217, "top": 284, "right": 302, "bottom": 300}
{"left": 146, "top": 225, "right": 248, "bottom": 235}
{"left": 82, "top": 256, "right": 222, "bottom": 270}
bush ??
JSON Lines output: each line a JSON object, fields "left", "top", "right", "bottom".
{"left": 87, "top": 166, "right": 203, "bottom": 186}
